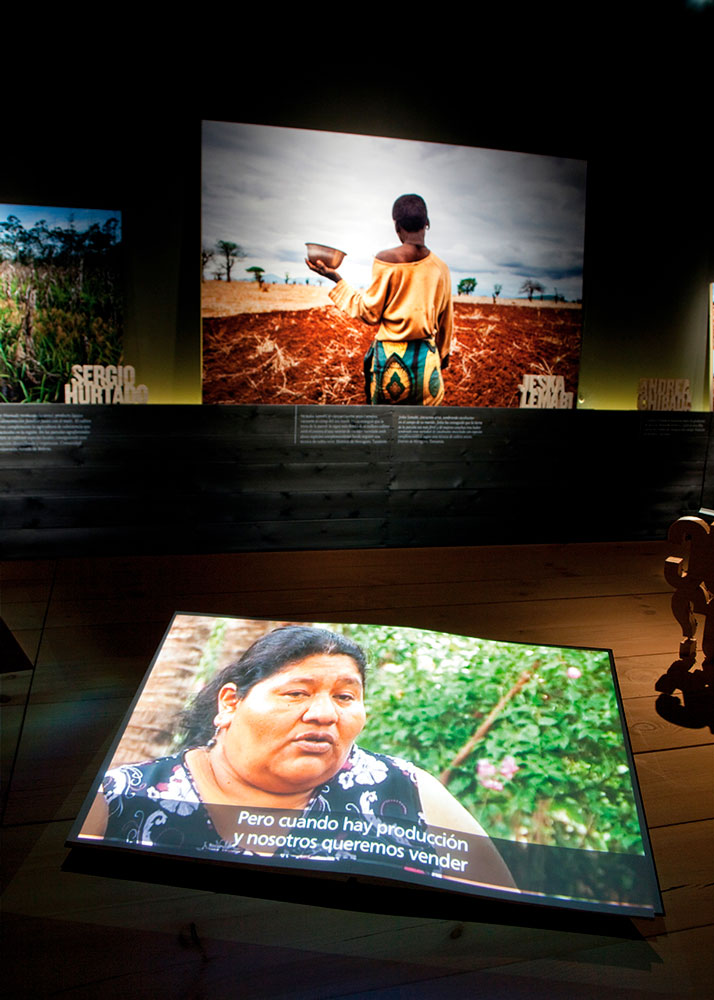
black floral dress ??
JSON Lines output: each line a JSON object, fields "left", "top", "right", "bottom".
{"left": 100, "top": 744, "right": 430, "bottom": 871}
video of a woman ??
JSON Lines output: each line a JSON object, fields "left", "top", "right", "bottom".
{"left": 72, "top": 615, "right": 660, "bottom": 915}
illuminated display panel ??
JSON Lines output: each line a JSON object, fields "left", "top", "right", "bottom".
{"left": 68, "top": 614, "right": 660, "bottom": 918}
{"left": 201, "top": 121, "right": 587, "bottom": 410}
{"left": 0, "top": 204, "right": 124, "bottom": 405}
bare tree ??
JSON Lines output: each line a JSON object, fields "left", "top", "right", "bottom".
{"left": 519, "top": 278, "right": 545, "bottom": 301}
{"left": 216, "top": 240, "right": 247, "bottom": 282}
{"left": 201, "top": 246, "right": 215, "bottom": 281}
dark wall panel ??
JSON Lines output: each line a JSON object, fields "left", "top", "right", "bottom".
{"left": 1, "top": 406, "right": 709, "bottom": 557}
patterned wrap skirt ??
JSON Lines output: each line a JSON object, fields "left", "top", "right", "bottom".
{"left": 364, "top": 338, "right": 444, "bottom": 406}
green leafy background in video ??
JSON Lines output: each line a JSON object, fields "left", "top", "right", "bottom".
{"left": 325, "top": 622, "right": 644, "bottom": 855}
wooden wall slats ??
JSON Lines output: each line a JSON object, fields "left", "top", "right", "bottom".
{"left": 1, "top": 409, "right": 710, "bottom": 557}
{"left": 2, "top": 438, "right": 705, "bottom": 476}
{"left": 0, "top": 505, "right": 699, "bottom": 552}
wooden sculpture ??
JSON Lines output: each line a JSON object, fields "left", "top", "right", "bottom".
{"left": 657, "top": 512, "right": 714, "bottom": 713}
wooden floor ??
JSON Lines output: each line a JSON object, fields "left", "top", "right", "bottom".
{"left": 2, "top": 543, "right": 713, "bottom": 998}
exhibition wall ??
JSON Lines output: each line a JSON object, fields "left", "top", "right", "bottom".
{"left": 1, "top": 56, "right": 712, "bottom": 558}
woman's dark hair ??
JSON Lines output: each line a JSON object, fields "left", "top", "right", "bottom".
{"left": 392, "top": 193, "right": 428, "bottom": 232}
{"left": 179, "top": 625, "right": 367, "bottom": 749}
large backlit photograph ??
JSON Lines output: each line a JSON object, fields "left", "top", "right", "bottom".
{"left": 69, "top": 614, "right": 660, "bottom": 917}
{"left": 201, "top": 122, "right": 586, "bottom": 408}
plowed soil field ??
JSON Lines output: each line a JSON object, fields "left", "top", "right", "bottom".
{"left": 202, "top": 292, "right": 581, "bottom": 407}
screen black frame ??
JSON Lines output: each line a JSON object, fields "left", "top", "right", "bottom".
{"left": 66, "top": 612, "right": 662, "bottom": 929}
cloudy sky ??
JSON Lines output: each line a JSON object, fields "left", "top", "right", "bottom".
{"left": 202, "top": 121, "right": 586, "bottom": 300}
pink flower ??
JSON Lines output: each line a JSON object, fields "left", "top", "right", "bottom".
{"left": 478, "top": 757, "right": 519, "bottom": 790}
{"left": 567, "top": 666, "right": 582, "bottom": 680}
{"left": 499, "top": 755, "right": 519, "bottom": 779}
{"left": 478, "top": 759, "right": 509, "bottom": 791}
{"left": 477, "top": 760, "right": 496, "bottom": 778}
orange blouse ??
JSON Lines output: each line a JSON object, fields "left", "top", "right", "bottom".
{"left": 328, "top": 252, "right": 453, "bottom": 360}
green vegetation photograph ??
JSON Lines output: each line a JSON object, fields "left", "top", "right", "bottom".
{"left": 0, "top": 205, "right": 123, "bottom": 403}
{"left": 322, "top": 622, "right": 645, "bottom": 856}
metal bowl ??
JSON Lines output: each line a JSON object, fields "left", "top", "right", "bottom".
{"left": 305, "top": 243, "right": 346, "bottom": 268}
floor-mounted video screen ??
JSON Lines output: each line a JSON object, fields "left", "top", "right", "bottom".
{"left": 68, "top": 615, "right": 661, "bottom": 918}
{"left": 202, "top": 122, "right": 586, "bottom": 409}
{"left": 0, "top": 204, "right": 125, "bottom": 404}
